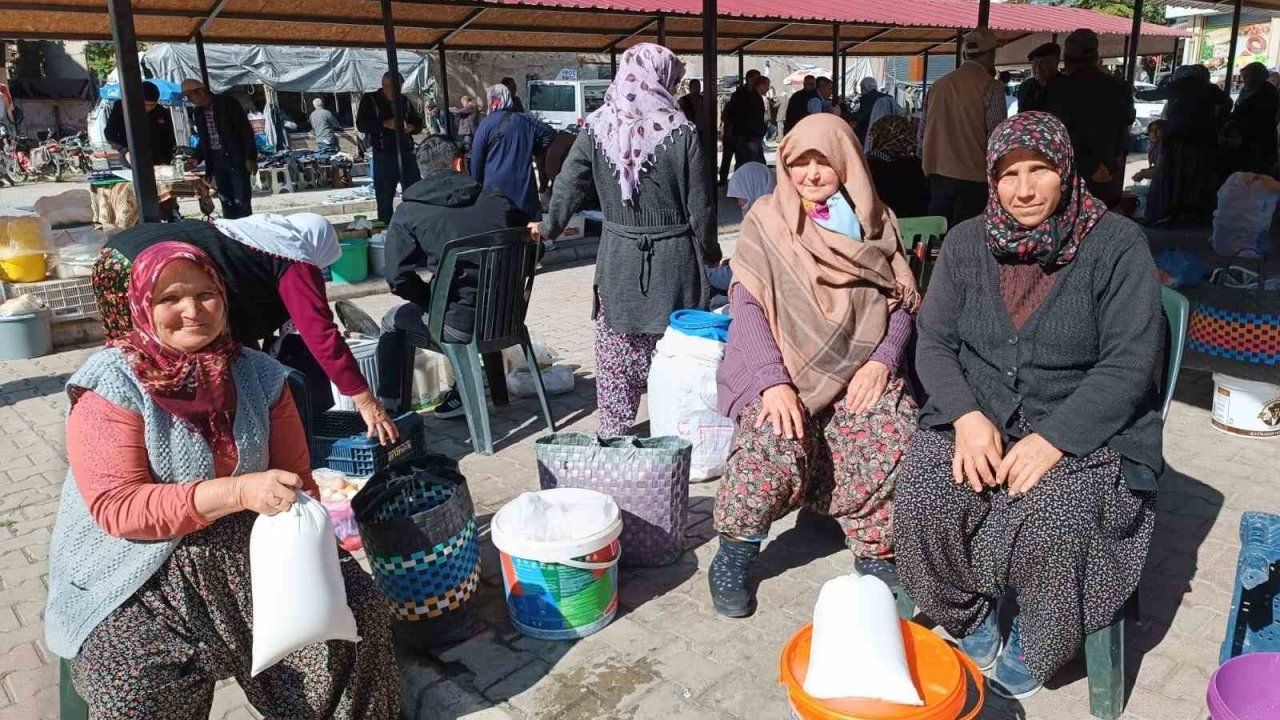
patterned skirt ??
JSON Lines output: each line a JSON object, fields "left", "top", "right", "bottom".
{"left": 712, "top": 378, "right": 917, "bottom": 559}
{"left": 69, "top": 512, "right": 401, "bottom": 720}
{"left": 894, "top": 428, "right": 1155, "bottom": 682}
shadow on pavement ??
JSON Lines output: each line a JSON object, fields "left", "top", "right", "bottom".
{"left": 0, "top": 373, "right": 73, "bottom": 403}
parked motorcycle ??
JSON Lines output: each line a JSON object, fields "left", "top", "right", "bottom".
{"left": 0, "top": 126, "right": 25, "bottom": 185}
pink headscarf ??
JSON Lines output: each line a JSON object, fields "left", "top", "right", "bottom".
{"left": 584, "top": 43, "right": 693, "bottom": 201}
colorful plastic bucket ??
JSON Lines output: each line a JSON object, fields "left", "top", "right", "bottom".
{"left": 1208, "top": 652, "right": 1280, "bottom": 719}
{"left": 780, "top": 621, "right": 984, "bottom": 720}
{"left": 331, "top": 238, "right": 369, "bottom": 284}
{"left": 491, "top": 488, "right": 623, "bottom": 640}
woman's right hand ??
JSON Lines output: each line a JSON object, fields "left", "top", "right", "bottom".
{"left": 234, "top": 470, "right": 303, "bottom": 516}
{"left": 527, "top": 222, "right": 542, "bottom": 241}
{"left": 757, "top": 384, "right": 806, "bottom": 440}
{"left": 952, "top": 411, "right": 1004, "bottom": 492}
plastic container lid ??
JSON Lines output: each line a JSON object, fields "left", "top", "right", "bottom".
{"left": 340, "top": 238, "right": 369, "bottom": 249}
{"left": 491, "top": 488, "right": 623, "bottom": 564}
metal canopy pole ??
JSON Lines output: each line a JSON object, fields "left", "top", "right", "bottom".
{"left": 380, "top": 0, "right": 407, "bottom": 183}
{"left": 438, "top": 44, "right": 452, "bottom": 136}
{"left": 955, "top": 30, "right": 963, "bottom": 67}
{"left": 1224, "top": 0, "right": 1243, "bottom": 93}
{"left": 106, "top": 0, "right": 159, "bottom": 223}
{"left": 831, "top": 23, "right": 840, "bottom": 96}
{"left": 840, "top": 52, "right": 847, "bottom": 100}
{"left": 738, "top": 50, "right": 744, "bottom": 83}
{"left": 702, "top": 0, "right": 718, "bottom": 218}
{"left": 977, "top": 0, "right": 990, "bottom": 28}
{"left": 194, "top": 31, "right": 211, "bottom": 89}
{"left": 922, "top": 50, "right": 930, "bottom": 108}
{"left": 610, "top": 46, "right": 617, "bottom": 78}
{"left": 1124, "top": 0, "right": 1144, "bottom": 86}
{"left": 657, "top": 15, "right": 667, "bottom": 46}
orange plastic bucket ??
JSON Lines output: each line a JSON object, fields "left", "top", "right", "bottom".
{"left": 779, "top": 621, "right": 985, "bottom": 720}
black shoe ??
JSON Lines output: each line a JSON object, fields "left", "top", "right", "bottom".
{"left": 433, "top": 389, "right": 466, "bottom": 420}
{"left": 334, "top": 300, "right": 381, "bottom": 338}
{"left": 854, "top": 556, "right": 902, "bottom": 596}
{"left": 708, "top": 535, "right": 761, "bottom": 618}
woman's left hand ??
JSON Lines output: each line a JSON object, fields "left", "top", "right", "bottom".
{"left": 997, "top": 433, "right": 1063, "bottom": 497}
{"left": 844, "top": 360, "right": 890, "bottom": 414}
{"left": 353, "top": 390, "right": 400, "bottom": 446}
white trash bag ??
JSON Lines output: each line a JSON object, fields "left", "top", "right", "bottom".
{"left": 804, "top": 574, "right": 922, "bottom": 705}
{"left": 249, "top": 493, "right": 360, "bottom": 676}
{"left": 1212, "top": 172, "right": 1279, "bottom": 258}
{"left": 506, "top": 365, "right": 575, "bottom": 397}
{"left": 647, "top": 328, "right": 732, "bottom": 481}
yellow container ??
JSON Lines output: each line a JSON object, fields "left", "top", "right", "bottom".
{"left": 0, "top": 216, "right": 50, "bottom": 283}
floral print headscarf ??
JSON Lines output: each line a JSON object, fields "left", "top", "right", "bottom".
{"left": 866, "top": 115, "right": 919, "bottom": 162}
{"left": 111, "top": 241, "right": 240, "bottom": 456}
{"left": 488, "top": 84, "right": 513, "bottom": 113}
{"left": 984, "top": 111, "right": 1106, "bottom": 267}
{"left": 584, "top": 43, "right": 692, "bottom": 201}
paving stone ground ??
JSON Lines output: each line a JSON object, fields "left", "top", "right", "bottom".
{"left": 1, "top": 233, "right": 1276, "bottom": 720}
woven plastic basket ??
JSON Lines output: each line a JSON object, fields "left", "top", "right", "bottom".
{"left": 535, "top": 433, "right": 692, "bottom": 567}
{"left": 353, "top": 455, "right": 480, "bottom": 649}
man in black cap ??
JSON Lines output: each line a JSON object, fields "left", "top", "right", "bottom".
{"left": 1017, "top": 42, "right": 1061, "bottom": 114}
{"left": 105, "top": 81, "right": 176, "bottom": 169}
{"left": 1043, "top": 29, "right": 1134, "bottom": 207}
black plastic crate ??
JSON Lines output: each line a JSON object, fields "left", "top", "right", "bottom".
{"left": 311, "top": 410, "right": 425, "bottom": 476}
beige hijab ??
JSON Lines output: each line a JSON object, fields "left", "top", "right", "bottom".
{"left": 732, "top": 113, "right": 920, "bottom": 413}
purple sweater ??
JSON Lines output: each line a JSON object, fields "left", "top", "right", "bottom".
{"left": 716, "top": 286, "right": 915, "bottom": 422}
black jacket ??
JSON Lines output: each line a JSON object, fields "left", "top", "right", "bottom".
{"left": 726, "top": 86, "right": 767, "bottom": 139}
{"left": 1043, "top": 67, "right": 1135, "bottom": 177}
{"left": 189, "top": 94, "right": 256, "bottom": 172}
{"left": 1232, "top": 82, "right": 1280, "bottom": 168}
{"left": 104, "top": 102, "right": 176, "bottom": 166}
{"left": 384, "top": 170, "right": 532, "bottom": 333}
{"left": 356, "top": 91, "right": 423, "bottom": 154}
{"left": 851, "top": 90, "right": 890, "bottom": 143}
{"left": 784, "top": 89, "right": 818, "bottom": 135}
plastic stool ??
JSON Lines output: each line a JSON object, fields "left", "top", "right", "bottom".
{"left": 255, "top": 167, "right": 295, "bottom": 194}
{"left": 1221, "top": 511, "right": 1280, "bottom": 663}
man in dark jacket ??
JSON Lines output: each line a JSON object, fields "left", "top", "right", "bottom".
{"left": 1043, "top": 30, "right": 1135, "bottom": 207}
{"left": 851, "top": 77, "right": 891, "bottom": 144}
{"left": 105, "top": 81, "right": 175, "bottom": 169}
{"left": 1231, "top": 62, "right": 1280, "bottom": 172}
{"left": 182, "top": 79, "right": 256, "bottom": 219}
{"left": 1017, "top": 42, "right": 1061, "bottom": 114}
{"left": 357, "top": 72, "right": 424, "bottom": 224}
{"left": 729, "top": 75, "right": 770, "bottom": 169}
{"left": 376, "top": 169, "right": 531, "bottom": 417}
{"left": 784, "top": 75, "right": 818, "bottom": 135}
{"left": 720, "top": 69, "right": 760, "bottom": 185}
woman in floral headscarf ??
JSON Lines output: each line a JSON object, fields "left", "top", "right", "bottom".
{"left": 895, "top": 112, "right": 1163, "bottom": 700}
{"left": 537, "top": 43, "right": 720, "bottom": 436}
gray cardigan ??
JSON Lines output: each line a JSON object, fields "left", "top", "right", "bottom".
{"left": 915, "top": 212, "right": 1165, "bottom": 487}
{"left": 540, "top": 127, "right": 721, "bottom": 335}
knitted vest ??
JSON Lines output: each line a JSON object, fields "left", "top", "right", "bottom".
{"left": 44, "top": 347, "right": 285, "bottom": 658}
{"left": 922, "top": 61, "right": 997, "bottom": 183}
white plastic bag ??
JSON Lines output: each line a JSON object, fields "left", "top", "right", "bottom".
{"left": 33, "top": 189, "right": 93, "bottom": 228}
{"left": 506, "top": 365, "right": 575, "bottom": 397}
{"left": 502, "top": 490, "right": 617, "bottom": 544}
{"left": 249, "top": 493, "right": 360, "bottom": 676}
{"left": 1212, "top": 172, "right": 1278, "bottom": 258}
{"left": 803, "top": 574, "right": 922, "bottom": 705}
{"left": 503, "top": 332, "right": 560, "bottom": 373}
{"left": 647, "top": 327, "right": 732, "bottom": 481}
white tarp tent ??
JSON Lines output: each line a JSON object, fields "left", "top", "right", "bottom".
{"left": 142, "top": 44, "right": 434, "bottom": 95}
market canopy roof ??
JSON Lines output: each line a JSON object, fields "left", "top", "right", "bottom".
{"left": 0, "top": 0, "right": 1185, "bottom": 57}
{"left": 141, "top": 43, "right": 434, "bottom": 94}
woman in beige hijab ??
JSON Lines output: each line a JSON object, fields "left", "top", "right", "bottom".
{"left": 709, "top": 114, "right": 920, "bottom": 617}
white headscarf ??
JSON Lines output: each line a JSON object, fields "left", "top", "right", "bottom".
{"left": 726, "top": 162, "right": 775, "bottom": 211}
{"left": 212, "top": 213, "right": 341, "bottom": 268}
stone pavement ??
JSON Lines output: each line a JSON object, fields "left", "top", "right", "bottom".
{"left": 0, "top": 257, "right": 1276, "bottom": 720}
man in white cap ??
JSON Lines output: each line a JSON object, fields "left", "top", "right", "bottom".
{"left": 852, "top": 76, "right": 893, "bottom": 145}
{"left": 183, "top": 78, "right": 256, "bottom": 219}
{"left": 920, "top": 27, "right": 1007, "bottom": 226}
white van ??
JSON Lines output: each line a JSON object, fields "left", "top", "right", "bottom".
{"left": 527, "top": 80, "right": 611, "bottom": 130}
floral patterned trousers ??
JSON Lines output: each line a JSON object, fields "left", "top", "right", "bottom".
{"left": 713, "top": 378, "right": 917, "bottom": 559}
{"left": 594, "top": 314, "right": 661, "bottom": 437}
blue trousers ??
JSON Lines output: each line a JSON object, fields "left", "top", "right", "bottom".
{"left": 372, "top": 148, "right": 421, "bottom": 224}
{"left": 211, "top": 155, "right": 253, "bottom": 219}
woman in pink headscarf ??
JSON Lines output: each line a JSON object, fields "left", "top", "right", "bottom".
{"left": 536, "top": 43, "right": 721, "bottom": 436}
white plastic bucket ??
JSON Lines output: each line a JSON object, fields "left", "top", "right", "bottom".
{"left": 1212, "top": 373, "right": 1280, "bottom": 438}
{"left": 490, "top": 488, "right": 623, "bottom": 640}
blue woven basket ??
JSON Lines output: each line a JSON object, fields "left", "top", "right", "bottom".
{"left": 353, "top": 455, "right": 480, "bottom": 649}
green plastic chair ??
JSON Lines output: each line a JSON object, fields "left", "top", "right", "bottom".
{"left": 406, "top": 228, "right": 556, "bottom": 455}
{"left": 1083, "top": 286, "right": 1190, "bottom": 719}
{"left": 60, "top": 657, "right": 87, "bottom": 719}
{"left": 897, "top": 216, "right": 948, "bottom": 290}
